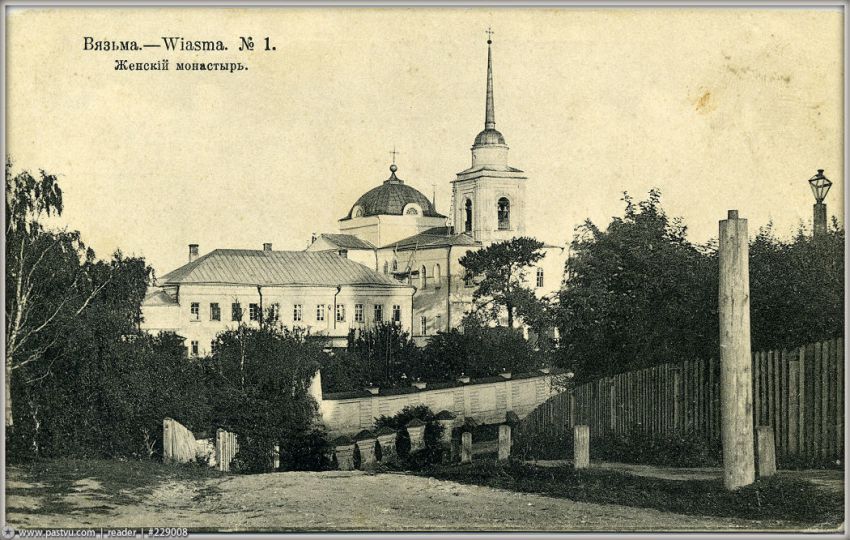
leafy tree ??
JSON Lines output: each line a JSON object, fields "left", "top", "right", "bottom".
{"left": 459, "top": 236, "right": 546, "bottom": 329}
{"left": 320, "top": 323, "right": 419, "bottom": 392}
{"left": 5, "top": 161, "right": 122, "bottom": 429}
{"left": 556, "top": 190, "right": 718, "bottom": 380}
{"left": 415, "top": 318, "right": 542, "bottom": 381}
{"left": 204, "top": 325, "right": 323, "bottom": 472}
{"left": 556, "top": 189, "right": 843, "bottom": 381}
{"left": 749, "top": 221, "right": 843, "bottom": 350}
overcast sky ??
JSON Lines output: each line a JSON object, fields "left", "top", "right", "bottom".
{"left": 7, "top": 7, "right": 843, "bottom": 276}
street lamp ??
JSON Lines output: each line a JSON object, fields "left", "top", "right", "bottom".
{"left": 808, "top": 169, "right": 832, "bottom": 237}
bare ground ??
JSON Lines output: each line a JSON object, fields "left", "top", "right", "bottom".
{"left": 5, "top": 464, "right": 843, "bottom": 533}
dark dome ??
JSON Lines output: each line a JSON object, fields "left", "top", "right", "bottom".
{"left": 473, "top": 128, "right": 506, "bottom": 146}
{"left": 344, "top": 167, "right": 445, "bottom": 220}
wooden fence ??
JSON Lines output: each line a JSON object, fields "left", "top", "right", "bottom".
{"left": 518, "top": 338, "right": 843, "bottom": 460}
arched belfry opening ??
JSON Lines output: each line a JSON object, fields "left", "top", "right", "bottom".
{"left": 497, "top": 197, "right": 510, "bottom": 230}
{"left": 464, "top": 199, "right": 473, "bottom": 233}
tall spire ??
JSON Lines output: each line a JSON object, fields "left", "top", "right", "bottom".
{"left": 485, "top": 27, "right": 496, "bottom": 130}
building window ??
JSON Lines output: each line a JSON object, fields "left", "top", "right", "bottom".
{"left": 420, "top": 265, "right": 427, "bottom": 289}
{"left": 269, "top": 303, "right": 280, "bottom": 323}
{"left": 354, "top": 304, "right": 364, "bottom": 323}
{"left": 406, "top": 207, "right": 418, "bottom": 215}
{"left": 498, "top": 197, "right": 511, "bottom": 230}
{"left": 391, "top": 259, "right": 398, "bottom": 272}
{"left": 392, "top": 304, "right": 401, "bottom": 324}
{"left": 436, "top": 314, "right": 442, "bottom": 331}
{"left": 190, "top": 340, "right": 199, "bottom": 357}
{"left": 464, "top": 199, "right": 473, "bottom": 233}
{"left": 293, "top": 304, "right": 303, "bottom": 322}
{"left": 420, "top": 316, "right": 427, "bottom": 335}
{"left": 434, "top": 264, "right": 441, "bottom": 288}
{"left": 249, "top": 303, "right": 261, "bottom": 321}
{"left": 210, "top": 303, "right": 221, "bottom": 321}
{"left": 231, "top": 302, "right": 242, "bottom": 322}
{"left": 190, "top": 302, "right": 200, "bottom": 321}
{"left": 336, "top": 304, "right": 346, "bottom": 322}
{"left": 536, "top": 267, "right": 544, "bottom": 288}
{"left": 383, "top": 261, "right": 389, "bottom": 274}
{"left": 374, "top": 304, "right": 384, "bottom": 323}
{"left": 464, "top": 270, "right": 474, "bottom": 288}
{"left": 316, "top": 304, "right": 325, "bottom": 321}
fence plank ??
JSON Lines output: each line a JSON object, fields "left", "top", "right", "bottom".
{"left": 799, "top": 345, "right": 807, "bottom": 458}
{"left": 835, "top": 339, "right": 841, "bottom": 456}
{"left": 820, "top": 341, "right": 830, "bottom": 458}
{"left": 787, "top": 358, "right": 799, "bottom": 455}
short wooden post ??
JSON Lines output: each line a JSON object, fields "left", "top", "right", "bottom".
{"left": 461, "top": 431, "right": 472, "bottom": 463}
{"left": 719, "top": 210, "right": 755, "bottom": 490}
{"left": 756, "top": 426, "right": 777, "bottom": 477}
{"left": 574, "top": 425, "right": 590, "bottom": 469}
{"left": 498, "top": 424, "right": 511, "bottom": 461}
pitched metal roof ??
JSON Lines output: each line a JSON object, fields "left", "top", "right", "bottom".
{"left": 317, "top": 234, "right": 376, "bottom": 250}
{"left": 159, "top": 249, "right": 408, "bottom": 288}
{"left": 388, "top": 227, "right": 481, "bottom": 251}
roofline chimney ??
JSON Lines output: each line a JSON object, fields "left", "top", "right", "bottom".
{"left": 263, "top": 242, "right": 273, "bottom": 252}
{"left": 188, "top": 244, "right": 199, "bottom": 263}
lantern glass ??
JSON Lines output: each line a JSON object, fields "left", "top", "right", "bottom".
{"left": 808, "top": 170, "right": 832, "bottom": 203}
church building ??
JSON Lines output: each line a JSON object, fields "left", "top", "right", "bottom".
{"left": 140, "top": 34, "right": 565, "bottom": 353}
{"left": 306, "top": 34, "right": 566, "bottom": 342}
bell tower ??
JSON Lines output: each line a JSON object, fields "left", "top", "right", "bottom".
{"left": 451, "top": 29, "right": 527, "bottom": 246}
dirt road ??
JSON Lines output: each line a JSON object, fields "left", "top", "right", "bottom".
{"left": 6, "top": 467, "right": 832, "bottom": 532}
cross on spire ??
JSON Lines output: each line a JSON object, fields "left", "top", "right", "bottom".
{"left": 486, "top": 27, "right": 494, "bottom": 44}
{"left": 389, "top": 146, "right": 399, "bottom": 165}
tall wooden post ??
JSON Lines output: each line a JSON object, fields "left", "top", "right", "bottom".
{"left": 719, "top": 210, "right": 755, "bottom": 490}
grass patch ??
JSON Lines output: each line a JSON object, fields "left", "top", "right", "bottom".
{"left": 6, "top": 458, "right": 226, "bottom": 517}
{"left": 420, "top": 461, "right": 843, "bottom": 526}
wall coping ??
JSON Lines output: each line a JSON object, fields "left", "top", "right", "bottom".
{"left": 322, "top": 367, "right": 565, "bottom": 400}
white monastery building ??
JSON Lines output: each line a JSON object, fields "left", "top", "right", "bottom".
{"left": 141, "top": 35, "right": 566, "bottom": 354}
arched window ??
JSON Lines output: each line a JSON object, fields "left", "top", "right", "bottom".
{"left": 433, "top": 264, "right": 441, "bottom": 288}
{"left": 498, "top": 197, "right": 511, "bottom": 230}
{"left": 392, "top": 259, "right": 398, "bottom": 272}
{"left": 420, "top": 265, "right": 427, "bottom": 289}
{"left": 464, "top": 199, "right": 473, "bottom": 233}
{"left": 536, "top": 267, "right": 544, "bottom": 288}
{"left": 383, "top": 261, "right": 389, "bottom": 274}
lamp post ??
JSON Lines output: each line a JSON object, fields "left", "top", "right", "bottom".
{"left": 808, "top": 169, "right": 832, "bottom": 237}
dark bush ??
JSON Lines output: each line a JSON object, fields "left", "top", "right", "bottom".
{"left": 373, "top": 405, "right": 444, "bottom": 469}
{"left": 230, "top": 434, "right": 277, "bottom": 474}
{"left": 278, "top": 426, "right": 333, "bottom": 471}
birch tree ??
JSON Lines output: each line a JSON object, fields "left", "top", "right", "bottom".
{"left": 5, "top": 161, "right": 110, "bottom": 428}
